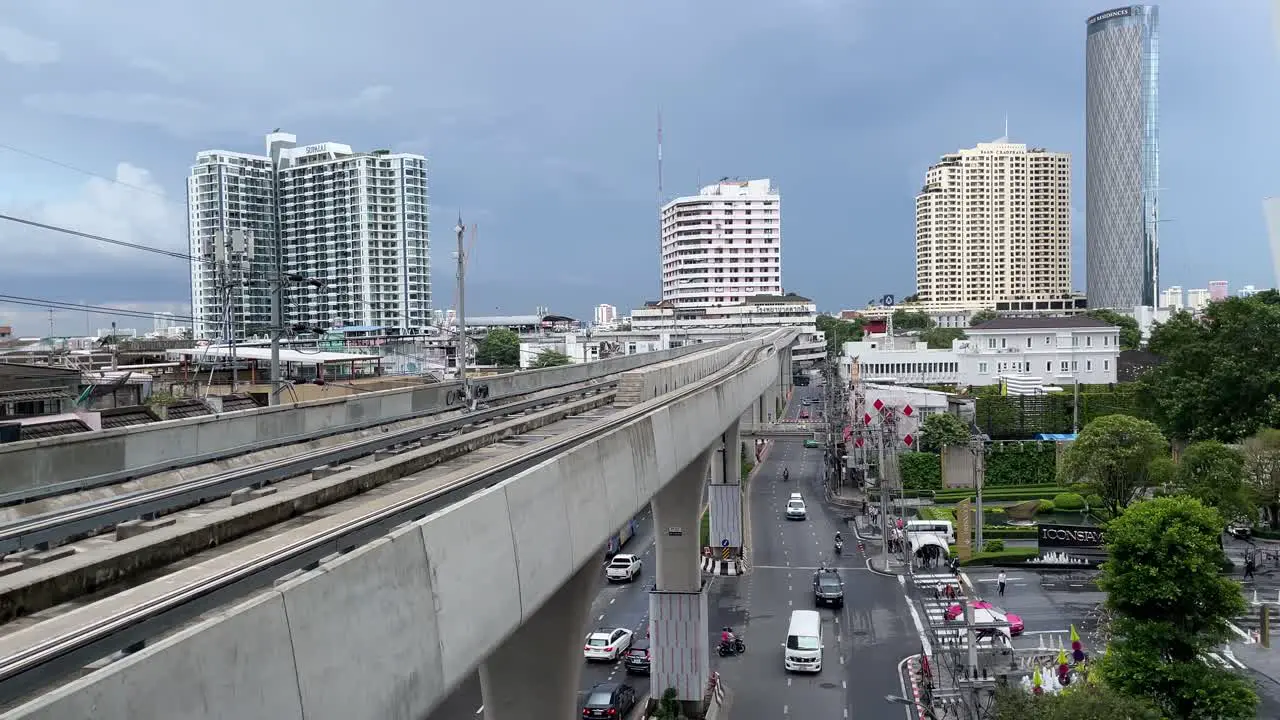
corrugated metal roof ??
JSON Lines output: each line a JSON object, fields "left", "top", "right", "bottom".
{"left": 0, "top": 388, "right": 75, "bottom": 403}
{"left": 970, "top": 317, "right": 1114, "bottom": 331}
{"left": 464, "top": 316, "right": 545, "bottom": 327}
{"left": 20, "top": 419, "right": 90, "bottom": 439}
{"left": 100, "top": 408, "right": 159, "bottom": 429}
{"left": 165, "top": 399, "right": 213, "bottom": 419}
{"left": 220, "top": 395, "right": 261, "bottom": 412}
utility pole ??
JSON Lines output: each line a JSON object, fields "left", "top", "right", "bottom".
{"left": 973, "top": 434, "right": 987, "bottom": 551}
{"left": 879, "top": 425, "right": 891, "bottom": 573}
{"left": 269, "top": 228, "right": 284, "bottom": 406}
{"left": 212, "top": 229, "right": 250, "bottom": 395}
{"left": 454, "top": 216, "right": 472, "bottom": 409}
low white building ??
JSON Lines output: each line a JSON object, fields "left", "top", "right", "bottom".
{"left": 850, "top": 293, "right": 1089, "bottom": 330}
{"left": 631, "top": 293, "right": 825, "bottom": 363}
{"left": 840, "top": 316, "right": 1120, "bottom": 389}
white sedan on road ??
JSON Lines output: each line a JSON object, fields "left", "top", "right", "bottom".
{"left": 584, "top": 628, "right": 634, "bottom": 662}
{"left": 606, "top": 554, "right": 642, "bottom": 582}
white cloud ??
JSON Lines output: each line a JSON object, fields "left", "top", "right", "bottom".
{"left": 0, "top": 25, "right": 59, "bottom": 65}
{"left": 4, "top": 162, "right": 187, "bottom": 273}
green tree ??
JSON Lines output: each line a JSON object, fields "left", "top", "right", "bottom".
{"left": 1174, "top": 440, "right": 1253, "bottom": 525}
{"left": 993, "top": 682, "right": 1162, "bottom": 720}
{"left": 475, "top": 328, "right": 520, "bottom": 366}
{"left": 968, "top": 308, "right": 998, "bottom": 327}
{"left": 918, "top": 326, "right": 966, "bottom": 349}
{"left": 1242, "top": 428, "right": 1280, "bottom": 529}
{"left": 918, "top": 412, "right": 970, "bottom": 452}
{"left": 1058, "top": 414, "right": 1166, "bottom": 516}
{"left": 1085, "top": 308, "right": 1142, "bottom": 350}
{"left": 1099, "top": 496, "right": 1257, "bottom": 719}
{"left": 1139, "top": 293, "right": 1280, "bottom": 442}
{"left": 815, "top": 314, "right": 863, "bottom": 356}
{"left": 530, "top": 348, "right": 572, "bottom": 368}
{"left": 653, "top": 688, "right": 689, "bottom": 720}
{"left": 891, "top": 309, "right": 934, "bottom": 331}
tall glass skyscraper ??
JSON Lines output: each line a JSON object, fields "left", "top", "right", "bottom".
{"left": 1085, "top": 5, "right": 1160, "bottom": 309}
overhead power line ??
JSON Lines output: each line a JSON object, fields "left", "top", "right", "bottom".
{"left": 0, "top": 213, "right": 197, "bottom": 263}
{"left": 0, "top": 295, "right": 199, "bottom": 325}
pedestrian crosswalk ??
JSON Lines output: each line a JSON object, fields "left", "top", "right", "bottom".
{"left": 912, "top": 572, "right": 971, "bottom": 643}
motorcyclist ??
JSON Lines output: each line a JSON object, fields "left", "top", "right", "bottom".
{"left": 721, "top": 626, "right": 736, "bottom": 647}
{"left": 782, "top": 467, "right": 790, "bottom": 481}
{"left": 834, "top": 531, "right": 843, "bottom": 545}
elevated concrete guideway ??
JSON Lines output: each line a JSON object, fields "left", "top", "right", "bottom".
{"left": 740, "top": 422, "right": 821, "bottom": 438}
{"left": 0, "top": 342, "right": 728, "bottom": 499}
{"left": 1, "top": 330, "right": 799, "bottom": 720}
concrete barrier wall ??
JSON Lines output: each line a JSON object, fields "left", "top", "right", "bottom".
{"left": 0, "top": 342, "right": 727, "bottom": 494}
{"left": 0, "top": 336, "right": 784, "bottom": 720}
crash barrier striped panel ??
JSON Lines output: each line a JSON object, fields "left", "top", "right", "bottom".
{"left": 701, "top": 557, "right": 742, "bottom": 576}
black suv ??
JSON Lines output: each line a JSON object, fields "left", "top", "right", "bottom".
{"left": 582, "top": 682, "right": 638, "bottom": 718}
{"left": 813, "top": 567, "right": 845, "bottom": 608}
{"left": 623, "top": 640, "right": 651, "bottom": 675}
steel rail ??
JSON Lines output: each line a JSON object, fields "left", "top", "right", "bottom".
{"left": 0, "top": 372, "right": 603, "bottom": 508}
{"left": 0, "top": 381, "right": 617, "bottom": 556}
{"left": 0, "top": 339, "right": 777, "bottom": 707}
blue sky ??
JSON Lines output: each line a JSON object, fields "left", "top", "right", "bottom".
{"left": 0, "top": 0, "right": 1276, "bottom": 335}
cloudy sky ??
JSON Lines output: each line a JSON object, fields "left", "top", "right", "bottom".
{"left": 0, "top": 0, "right": 1277, "bottom": 335}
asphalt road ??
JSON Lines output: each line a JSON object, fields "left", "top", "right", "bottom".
{"left": 430, "top": 507, "right": 657, "bottom": 718}
{"left": 709, "top": 385, "right": 921, "bottom": 720}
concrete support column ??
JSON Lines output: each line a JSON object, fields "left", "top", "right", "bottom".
{"left": 710, "top": 419, "right": 744, "bottom": 558}
{"left": 478, "top": 556, "right": 598, "bottom": 720}
{"left": 651, "top": 450, "right": 710, "bottom": 592}
{"left": 649, "top": 586, "right": 710, "bottom": 713}
{"left": 650, "top": 450, "right": 713, "bottom": 711}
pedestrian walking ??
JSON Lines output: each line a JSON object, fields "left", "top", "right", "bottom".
{"left": 997, "top": 570, "right": 1007, "bottom": 597}
{"left": 1245, "top": 556, "right": 1256, "bottom": 581}
{"left": 935, "top": 581, "right": 944, "bottom": 600}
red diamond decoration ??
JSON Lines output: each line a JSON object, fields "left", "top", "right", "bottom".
{"left": 855, "top": 437, "right": 865, "bottom": 448}
{"left": 873, "top": 398, "right": 884, "bottom": 411}
{"left": 903, "top": 434, "right": 914, "bottom": 447}
{"left": 863, "top": 413, "right": 873, "bottom": 425}
{"left": 902, "top": 404, "right": 914, "bottom": 417}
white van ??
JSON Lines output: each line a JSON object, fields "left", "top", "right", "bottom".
{"left": 783, "top": 610, "right": 823, "bottom": 672}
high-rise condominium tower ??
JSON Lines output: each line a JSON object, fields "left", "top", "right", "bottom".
{"left": 188, "top": 131, "right": 430, "bottom": 339}
{"left": 659, "top": 178, "right": 782, "bottom": 309}
{"left": 1085, "top": 5, "right": 1160, "bottom": 309}
{"left": 914, "top": 141, "right": 1073, "bottom": 306}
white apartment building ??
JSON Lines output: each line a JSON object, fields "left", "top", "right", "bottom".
{"left": 660, "top": 178, "right": 782, "bottom": 309}
{"left": 1187, "top": 288, "right": 1211, "bottom": 312}
{"left": 630, "top": 293, "right": 825, "bottom": 362}
{"left": 593, "top": 304, "right": 618, "bottom": 325}
{"left": 840, "top": 316, "right": 1119, "bottom": 389}
{"left": 1158, "top": 286, "right": 1184, "bottom": 310}
{"left": 189, "top": 131, "right": 430, "bottom": 339}
{"left": 915, "top": 140, "right": 1072, "bottom": 307}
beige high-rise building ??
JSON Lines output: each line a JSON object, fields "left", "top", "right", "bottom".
{"left": 914, "top": 140, "right": 1072, "bottom": 307}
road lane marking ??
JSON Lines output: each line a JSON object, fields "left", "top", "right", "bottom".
{"left": 787, "top": 677, "right": 792, "bottom": 687}
{"left": 475, "top": 706, "right": 483, "bottom": 714}
{"left": 610, "top": 598, "right": 615, "bottom": 604}
{"left": 597, "top": 614, "right": 605, "bottom": 621}
{"left": 783, "top": 705, "right": 789, "bottom": 715}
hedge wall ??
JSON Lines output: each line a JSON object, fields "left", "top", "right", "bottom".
{"left": 974, "top": 385, "right": 1149, "bottom": 439}
{"left": 900, "top": 452, "right": 943, "bottom": 491}
{"left": 899, "top": 443, "right": 1056, "bottom": 489}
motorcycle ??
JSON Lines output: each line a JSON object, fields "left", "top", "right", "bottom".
{"left": 834, "top": 539, "right": 844, "bottom": 555}
{"left": 717, "top": 637, "right": 746, "bottom": 656}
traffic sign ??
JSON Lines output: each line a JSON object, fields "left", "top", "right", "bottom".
{"left": 721, "top": 538, "right": 730, "bottom": 547}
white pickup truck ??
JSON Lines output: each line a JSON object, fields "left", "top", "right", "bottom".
{"left": 606, "top": 554, "right": 642, "bottom": 582}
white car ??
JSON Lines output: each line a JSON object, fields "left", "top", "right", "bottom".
{"left": 606, "top": 554, "right": 642, "bottom": 582}
{"left": 786, "top": 499, "right": 807, "bottom": 520}
{"left": 790, "top": 492, "right": 803, "bottom": 502}
{"left": 584, "top": 628, "right": 634, "bottom": 661}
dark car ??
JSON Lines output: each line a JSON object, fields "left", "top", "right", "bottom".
{"left": 813, "top": 567, "right": 845, "bottom": 608}
{"left": 622, "top": 640, "right": 651, "bottom": 675}
{"left": 582, "top": 682, "right": 638, "bottom": 718}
